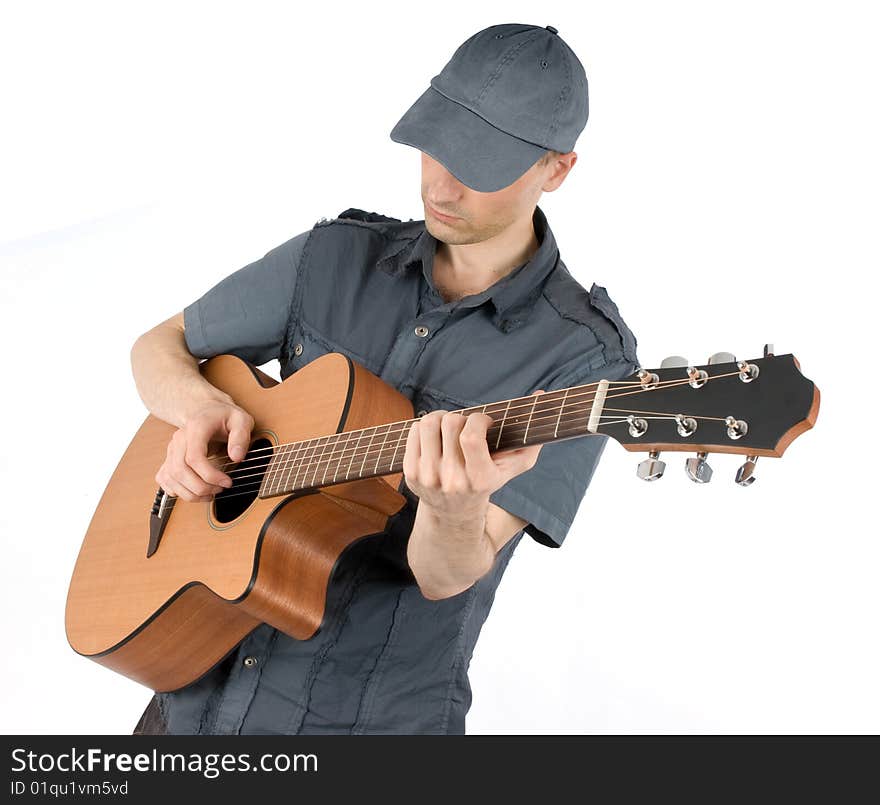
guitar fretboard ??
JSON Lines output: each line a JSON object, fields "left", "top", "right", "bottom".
{"left": 258, "top": 383, "right": 605, "bottom": 498}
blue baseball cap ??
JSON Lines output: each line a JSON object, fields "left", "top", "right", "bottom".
{"left": 390, "top": 23, "right": 589, "bottom": 192}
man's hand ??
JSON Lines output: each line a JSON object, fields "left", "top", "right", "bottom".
{"left": 155, "top": 400, "right": 255, "bottom": 502}
{"left": 402, "top": 391, "right": 546, "bottom": 523}
{"left": 403, "top": 390, "right": 546, "bottom": 599}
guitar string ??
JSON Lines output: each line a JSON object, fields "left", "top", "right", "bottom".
{"left": 215, "top": 372, "right": 741, "bottom": 482}
{"left": 204, "top": 370, "right": 743, "bottom": 473}
{"left": 158, "top": 370, "right": 747, "bottom": 502}
{"left": 223, "top": 412, "right": 729, "bottom": 489}
{"left": 189, "top": 414, "right": 711, "bottom": 502}
{"left": 175, "top": 373, "right": 730, "bottom": 493}
{"left": 190, "top": 376, "right": 637, "bottom": 464}
{"left": 160, "top": 373, "right": 744, "bottom": 501}
{"left": 159, "top": 416, "right": 653, "bottom": 505}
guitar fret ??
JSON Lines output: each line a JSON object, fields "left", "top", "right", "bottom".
{"left": 345, "top": 428, "right": 364, "bottom": 480}
{"left": 266, "top": 443, "right": 282, "bottom": 496}
{"left": 345, "top": 433, "right": 356, "bottom": 482}
{"left": 271, "top": 444, "right": 284, "bottom": 496}
{"left": 358, "top": 426, "right": 377, "bottom": 479}
{"left": 293, "top": 439, "right": 305, "bottom": 492}
{"left": 374, "top": 423, "right": 393, "bottom": 475}
{"left": 295, "top": 438, "right": 316, "bottom": 492}
{"left": 306, "top": 436, "right": 324, "bottom": 489}
{"left": 332, "top": 431, "right": 350, "bottom": 484}
{"left": 494, "top": 400, "right": 512, "bottom": 449}
{"left": 280, "top": 441, "right": 295, "bottom": 493}
{"left": 315, "top": 437, "right": 329, "bottom": 486}
{"left": 523, "top": 395, "right": 539, "bottom": 444}
{"left": 320, "top": 433, "right": 336, "bottom": 485}
{"left": 389, "top": 422, "right": 408, "bottom": 472}
{"left": 554, "top": 388, "right": 568, "bottom": 438}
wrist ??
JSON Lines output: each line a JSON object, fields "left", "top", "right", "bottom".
{"left": 407, "top": 500, "right": 495, "bottom": 600}
{"left": 417, "top": 498, "right": 489, "bottom": 532}
{"left": 178, "top": 380, "right": 235, "bottom": 427}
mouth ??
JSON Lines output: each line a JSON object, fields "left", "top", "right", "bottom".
{"left": 426, "top": 203, "right": 461, "bottom": 223}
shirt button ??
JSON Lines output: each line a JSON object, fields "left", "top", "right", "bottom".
{"left": 293, "top": 343, "right": 303, "bottom": 356}
{"left": 417, "top": 409, "right": 428, "bottom": 417}
{"left": 243, "top": 656, "right": 259, "bottom": 668}
{"left": 414, "top": 325, "right": 429, "bottom": 337}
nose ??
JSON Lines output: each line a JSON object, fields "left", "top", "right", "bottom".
{"left": 425, "top": 168, "right": 465, "bottom": 205}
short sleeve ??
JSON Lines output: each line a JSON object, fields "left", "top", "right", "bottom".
{"left": 488, "top": 359, "right": 635, "bottom": 548}
{"left": 183, "top": 230, "right": 311, "bottom": 365}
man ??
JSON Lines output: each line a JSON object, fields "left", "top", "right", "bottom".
{"left": 131, "top": 22, "right": 639, "bottom": 735}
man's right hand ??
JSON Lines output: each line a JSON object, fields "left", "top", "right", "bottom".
{"left": 155, "top": 400, "right": 255, "bottom": 502}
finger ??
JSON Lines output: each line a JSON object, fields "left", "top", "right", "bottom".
{"left": 170, "top": 437, "right": 224, "bottom": 497}
{"left": 457, "top": 412, "right": 496, "bottom": 486}
{"left": 439, "top": 411, "right": 468, "bottom": 468}
{"left": 493, "top": 442, "right": 544, "bottom": 478}
{"left": 156, "top": 476, "right": 181, "bottom": 499}
{"left": 402, "top": 418, "right": 422, "bottom": 483}
{"left": 163, "top": 475, "right": 212, "bottom": 503}
{"left": 186, "top": 426, "right": 233, "bottom": 488}
{"left": 177, "top": 459, "right": 224, "bottom": 498}
{"left": 417, "top": 410, "right": 445, "bottom": 486}
{"left": 226, "top": 410, "right": 254, "bottom": 462}
{"left": 154, "top": 469, "right": 173, "bottom": 496}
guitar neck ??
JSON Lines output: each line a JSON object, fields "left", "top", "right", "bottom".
{"left": 259, "top": 381, "right": 606, "bottom": 498}
{"left": 256, "top": 352, "right": 819, "bottom": 498}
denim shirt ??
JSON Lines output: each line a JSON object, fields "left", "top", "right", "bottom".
{"left": 151, "top": 204, "right": 639, "bottom": 735}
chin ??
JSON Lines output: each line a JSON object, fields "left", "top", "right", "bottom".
{"left": 425, "top": 214, "right": 473, "bottom": 243}
{"left": 425, "top": 217, "right": 453, "bottom": 241}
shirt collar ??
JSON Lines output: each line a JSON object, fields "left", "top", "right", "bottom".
{"left": 376, "top": 204, "right": 559, "bottom": 333}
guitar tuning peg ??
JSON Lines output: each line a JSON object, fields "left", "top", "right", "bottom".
{"left": 660, "top": 355, "right": 689, "bottom": 368}
{"left": 708, "top": 351, "right": 737, "bottom": 365}
{"left": 685, "top": 452, "right": 713, "bottom": 483}
{"left": 736, "top": 455, "right": 759, "bottom": 486}
{"left": 637, "top": 450, "right": 666, "bottom": 481}
{"left": 763, "top": 343, "right": 774, "bottom": 357}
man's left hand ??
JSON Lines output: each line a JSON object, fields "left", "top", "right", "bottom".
{"left": 402, "top": 390, "right": 546, "bottom": 523}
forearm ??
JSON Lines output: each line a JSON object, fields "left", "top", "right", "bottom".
{"left": 130, "top": 322, "right": 233, "bottom": 428}
{"left": 406, "top": 500, "right": 496, "bottom": 600}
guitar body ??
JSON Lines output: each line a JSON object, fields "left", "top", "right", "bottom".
{"left": 65, "top": 353, "right": 412, "bottom": 692}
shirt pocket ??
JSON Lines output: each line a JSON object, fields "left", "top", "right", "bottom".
{"left": 282, "top": 321, "right": 379, "bottom": 379}
{"left": 410, "top": 386, "right": 477, "bottom": 419}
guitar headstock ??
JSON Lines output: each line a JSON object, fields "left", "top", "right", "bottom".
{"left": 597, "top": 345, "right": 819, "bottom": 485}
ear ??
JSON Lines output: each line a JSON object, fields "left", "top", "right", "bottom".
{"left": 542, "top": 152, "right": 577, "bottom": 192}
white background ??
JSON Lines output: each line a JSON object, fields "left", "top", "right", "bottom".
{"left": 1, "top": 0, "right": 877, "bottom": 734}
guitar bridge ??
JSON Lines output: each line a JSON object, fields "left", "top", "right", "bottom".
{"left": 147, "top": 487, "right": 176, "bottom": 558}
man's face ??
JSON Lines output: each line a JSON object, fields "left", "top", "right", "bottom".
{"left": 420, "top": 151, "right": 559, "bottom": 245}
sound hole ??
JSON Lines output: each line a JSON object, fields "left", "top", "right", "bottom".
{"left": 212, "top": 437, "right": 273, "bottom": 523}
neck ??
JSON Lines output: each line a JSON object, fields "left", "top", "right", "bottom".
{"left": 258, "top": 379, "right": 609, "bottom": 499}
{"left": 433, "top": 208, "right": 540, "bottom": 299}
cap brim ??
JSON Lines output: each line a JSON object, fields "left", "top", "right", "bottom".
{"left": 390, "top": 86, "right": 547, "bottom": 192}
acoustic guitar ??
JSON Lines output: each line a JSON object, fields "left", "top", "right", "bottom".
{"left": 64, "top": 345, "right": 819, "bottom": 691}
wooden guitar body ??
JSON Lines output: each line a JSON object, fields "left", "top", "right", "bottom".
{"left": 65, "top": 353, "right": 411, "bottom": 692}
